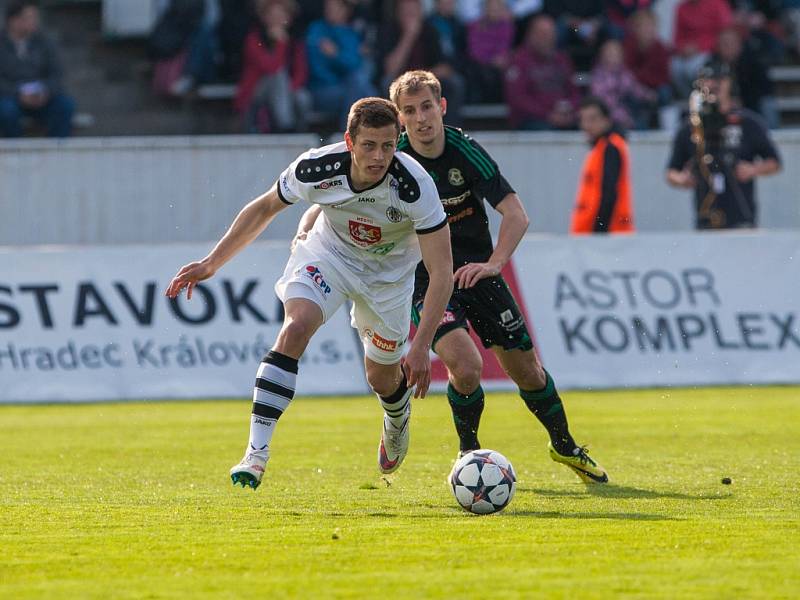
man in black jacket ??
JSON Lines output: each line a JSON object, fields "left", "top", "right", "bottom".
{"left": 666, "top": 62, "right": 781, "bottom": 229}
{"left": 0, "top": 1, "right": 75, "bottom": 137}
{"left": 377, "top": 0, "right": 464, "bottom": 125}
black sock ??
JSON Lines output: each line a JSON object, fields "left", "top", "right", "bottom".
{"left": 447, "top": 383, "right": 484, "bottom": 452}
{"left": 520, "top": 370, "right": 576, "bottom": 456}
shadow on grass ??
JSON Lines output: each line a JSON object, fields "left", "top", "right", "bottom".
{"left": 507, "top": 510, "right": 680, "bottom": 521}
{"left": 274, "top": 506, "right": 678, "bottom": 520}
{"left": 523, "top": 484, "right": 732, "bottom": 501}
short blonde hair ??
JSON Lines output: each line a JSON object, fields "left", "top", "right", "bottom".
{"left": 389, "top": 70, "right": 442, "bottom": 106}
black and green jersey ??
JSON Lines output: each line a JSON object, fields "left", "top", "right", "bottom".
{"left": 397, "top": 126, "right": 515, "bottom": 274}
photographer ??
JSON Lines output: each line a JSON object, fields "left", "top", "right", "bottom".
{"left": 666, "top": 62, "right": 781, "bottom": 230}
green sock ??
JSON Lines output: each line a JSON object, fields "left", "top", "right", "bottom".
{"left": 447, "top": 383, "right": 485, "bottom": 453}
{"left": 520, "top": 370, "right": 576, "bottom": 455}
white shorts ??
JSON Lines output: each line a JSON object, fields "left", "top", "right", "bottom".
{"left": 274, "top": 238, "right": 412, "bottom": 365}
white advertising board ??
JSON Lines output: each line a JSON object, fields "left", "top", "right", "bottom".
{"left": 3, "top": 232, "right": 798, "bottom": 403}
{"left": 0, "top": 243, "right": 368, "bottom": 403}
{"left": 515, "top": 232, "right": 800, "bottom": 389}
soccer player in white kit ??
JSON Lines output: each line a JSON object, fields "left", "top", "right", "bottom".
{"left": 165, "top": 98, "right": 453, "bottom": 490}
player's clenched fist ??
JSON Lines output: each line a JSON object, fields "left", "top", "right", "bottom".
{"left": 165, "top": 259, "right": 216, "bottom": 299}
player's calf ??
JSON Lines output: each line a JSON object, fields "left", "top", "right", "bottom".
{"left": 377, "top": 374, "right": 413, "bottom": 474}
{"left": 519, "top": 369, "right": 577, "bottom": 456}
{"left": 231, "top": 350, "right": 298, "bottom": 490}
{"left": 447, "top": 383, "right": 485, "bottom": 453}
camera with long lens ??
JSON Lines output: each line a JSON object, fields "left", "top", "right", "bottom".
{"left": 689, "top": 62, "right": 735, "bottom": 170}
{"left": 689, "top": 85, "right": 726, "bottom": 155}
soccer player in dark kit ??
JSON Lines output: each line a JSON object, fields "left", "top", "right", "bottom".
{"left": 390, "top": 70, "right": 608, "bottom": 483}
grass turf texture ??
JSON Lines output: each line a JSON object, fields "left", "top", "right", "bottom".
{"left": 1, "top": 387, "right": 799, "bottom": 599}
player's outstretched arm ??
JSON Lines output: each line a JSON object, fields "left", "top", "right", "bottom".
{"left": 165, "top": 184, "right": 289, "bottom": 299}
{"left": 454, "top": 193, "right": 529, "bottom": 289}
{"left": 405, "top": 224, "right": 453, "bottom": 398}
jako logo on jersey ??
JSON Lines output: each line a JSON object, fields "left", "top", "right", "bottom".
{"left": 348, "top": 220, "right": 382, "bottom": 245}
{"left": 304, "top": 265, "right": 331, "bottom": 294}
{"left": 314, "top": 179, "right": 342, "bottom": 190}
{"left": 386, "top": 206, "right": 403, "bottom": 223}
{"left": 371, "top": 332, "right": 398, "bottom": 352}
{"left": 358, "top": 196, "right": 376, "bottom": 203}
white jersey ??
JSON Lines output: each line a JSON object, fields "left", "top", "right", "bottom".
{"left": 277, "top": 141, "right": 447, "bottom": 290}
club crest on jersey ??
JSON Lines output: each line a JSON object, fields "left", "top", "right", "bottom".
{"left": 448, "top": 168, "right": 464, "bottom": 186}
{"left": 304, "top": 265, "right": 331, "bottom": 294}
{"left": 348, "top": 220, "right": 382, "bottom": 246}
{"left": 386, "top": 206, "right": 403, "bottom": 223}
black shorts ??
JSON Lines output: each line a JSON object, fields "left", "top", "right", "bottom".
{"left": 412, "top": 275, "right": 533, "bottom": 352}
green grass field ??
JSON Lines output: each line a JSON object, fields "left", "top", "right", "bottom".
{"left": 1, "top": 387, "right": 799, "bottom": 599}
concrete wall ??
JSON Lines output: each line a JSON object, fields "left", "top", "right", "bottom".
{"left": 2, "top": 130, "right": 798, "bottom": 247}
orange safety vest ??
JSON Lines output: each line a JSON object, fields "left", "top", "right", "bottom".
{"left": 570, "top": 131, "right": 635, "bottom": 234}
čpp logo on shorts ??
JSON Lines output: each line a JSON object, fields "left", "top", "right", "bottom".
{"left": 304, "top": 265, "right": 331, "bottom": 294}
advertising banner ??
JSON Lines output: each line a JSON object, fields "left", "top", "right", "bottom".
{"left": 514, "top": 232, "right": 800, "bottom": 389}
{"left": 3, "top": 232, "right": 799, "bottom": 402}
{"left": 0, "top": 243, "right": 368, "bottom": 403}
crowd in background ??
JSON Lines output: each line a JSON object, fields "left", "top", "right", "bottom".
{"left": 143, "top": 0, "right": 797, "bottom": 134}
{"left": 1, "top": 0, "right": 798, "bottom": 137}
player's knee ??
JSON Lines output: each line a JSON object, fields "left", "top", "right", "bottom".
{"left": 449, "top": 359, "right": 482, "bottom": 392}
{"left": 274, "top": 317, "right": 316, "bottom": 355}
{"left": 512, "top": 361, "right": 546, "bottom": 390}
{"left": 366, "top": 370, "right": 401, "bottom": 397}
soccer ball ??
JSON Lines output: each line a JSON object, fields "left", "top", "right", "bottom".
{"left": 449, "top": 449, "right": 516, "bottom": 515}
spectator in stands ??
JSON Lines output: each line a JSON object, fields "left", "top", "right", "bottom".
{"left": 457, "top": 0, "right": 543, "bottom": 26}
{"left": 235, "top": 0, "right": 310, "bottom": 133}
{"left": 730, "top": 0, "right": 785, "bottom": 65}
{"left": 466, "top": 0, "right": 514, "bottom": 103}
{"left": 591, "top": 38, "right": 656, "bottom": 130}
{"left": 149, "top": 0, "right": 220, "bottom": 98}
{"left": 377, "top": 0, "right": 465, "bottom": 125}
{"left": 604, "top": 0, "right": 655, "bottom": 31}
{"left": 623, "top": 8, "right": 672, "bottom": 127}
{"left": 571, "top": 96, "right": 634, "bottom": 233}
{"left": 505, "top": 13, "right": 579, "bottom": 130}
{"left": 545, "top": 0, "right": 619, "bottom": 72}
{"left": 671, "top": 0, "right": 733, "bottom": 99}
{"left": 427, "top": 0, "right": 468, "bottom": 88}
{"left": 0, "top": 0, "right": 74, "bottom": 137}
{"left": 217, "top": 0, "right": 256, "bottom": 83}
{"left": 666, "top": 62, "right": 781, "bottom": 229}
{"left": 783, "top": 0, "right": 800, "bottom": 60}
{"left": 306, "top": 0, "right": 375, "bottom": 129}
{"left": 712, "top": 26, "right": 779, "bottom": 128}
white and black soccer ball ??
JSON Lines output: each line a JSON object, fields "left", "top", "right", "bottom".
{"left": 449, "top": 449, "right": 516, "bottom": 515}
